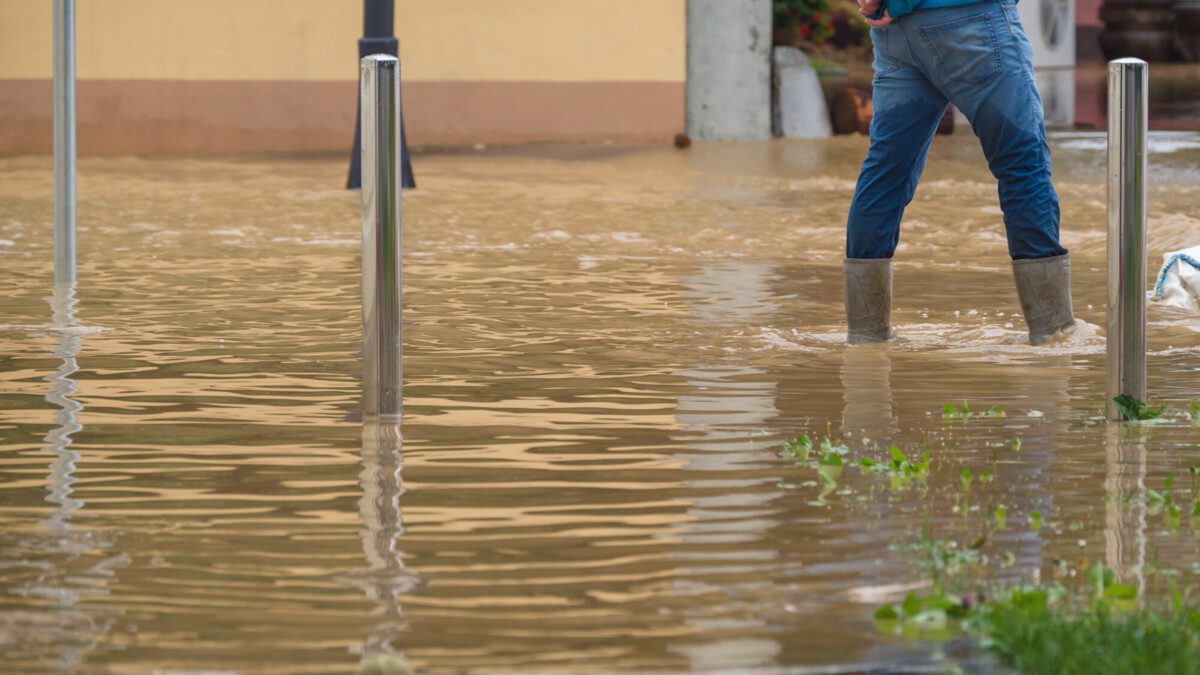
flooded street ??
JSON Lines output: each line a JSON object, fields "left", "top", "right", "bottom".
{"left": 1, "top": 133, "right": 1199, "bottom": 673}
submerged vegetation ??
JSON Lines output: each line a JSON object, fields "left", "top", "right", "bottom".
{"left": 777, "top": 398, "right": 1200, "bottom": 673}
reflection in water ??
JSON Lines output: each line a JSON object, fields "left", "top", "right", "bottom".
{"left": 0, "top": 146, "right": 1197, "bottom": 672}
{"left": 17, "top": 284, "right": 121, "bottom": 671}
{"left": 42, "top": 284, "right": 84, "bottom": 534}
{"left": 1105, "top": 425, "right": 1147, "bottom": 597}
{"left": 839, "top": 346, "right": 897, "bottom": 443}
{"left": 669, "top": 261, "right": 783, "bottom": 671}
{"left": 352, "top": 422, "right": 417, "bottom": 665}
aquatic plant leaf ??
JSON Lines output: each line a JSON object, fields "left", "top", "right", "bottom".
{"left": 1147, "top": 489, "right": 1166, "bottom": 511}
{"left": 902, "top": 591, "right": 922, "bottom": 617}
{"left": 875, "top": 604, "right": 900, "bottom": 620}
{"left": 1192, "top": 402, "right": 1200, "bottom": 422}
{"left": 889, "top": 445, "right": 908, "bottom": 466}
{"left": 1113, "top": 394, "right": 1167, "bottom": 421}
{"left": 1029, "top": 511, "right": 1043, "bottom": 531}
{"left": 994, "top": 507, "right": 1007, "bottom": 530}
{"left": 1104, "top": 583, "right": 1138, "bottom": 600}
{"left": 1012, "top": 437, "right": 1021, "bottom": 451}
{"left": 781, "top": 434, "right": 812, "bottom": 461}
{"left": 819, "top": 451, "right": 843, "bottom": 467}
{"left": 943, "top": 403, "right": 957, "bottom": 417}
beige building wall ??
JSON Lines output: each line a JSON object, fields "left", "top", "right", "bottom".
{"left": 0, "top": 0, "right": 686, "bottom": 156}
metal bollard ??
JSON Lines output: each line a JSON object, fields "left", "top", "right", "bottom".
{"left": 360, "top": 55, "right": 403, "bottom": 422}
{"left": 53, "top": 0, "right": 76, "bottom": 285}
{"left": 1106, "top": 58, "right": 1148, "bottom": 421}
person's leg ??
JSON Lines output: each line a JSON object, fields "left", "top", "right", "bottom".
{"left": 845, "top": 24, "right": 948, "bottom": 344}
{"left": 846, "top": 26, "right": 950, "bottom": 260}
{"left": 905, "top": 1, "right": 1073, "bottom": 341}
{"left": 914, "top": 1, "right": 1066, "bottom": 261}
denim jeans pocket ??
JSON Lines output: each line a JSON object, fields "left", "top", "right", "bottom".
{"left": 870, "top": 26, "right": 899, "bottom": 80}
{"left": 917, "top": 14, "right": 1003, "bottom": 86}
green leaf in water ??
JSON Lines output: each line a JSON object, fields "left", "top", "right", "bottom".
{"left": 1026, "top": 409, "right": 1044, "bottom": 418}
{"left": 1192, "top": 401, "right": 1200, "bottom": 422}
{"left": 986, "top": 405, "right": 1006, "bottom": 417}
{"left": 943, "top": 402, "right": 957, "bottom": 418}
{"left": 875, "top": 604, "right": 900, "bottom": 621}
{"left": 781, "top": 434, "right": 812, "bottom": 461}
{"left": 994, "top": 506, "right": 1007, "bottom": 530}
{"left": 1113, "top": 394, "right": 1168, "bottom": 421}
{"left": 1012, "top": 437, "right": 1021, "bottom": 451}
{"left": 960, "top": 468, "right": 973, "bottom": 491}
{"left": 820, "top": 451, "right": 843, "bottom": 468}
{"left": 1029, "top": 511, "right": 1043, "bottom": 531}
{"left": 902, "top": 591, "right": 922, "bottom": 617}
{"left": 817, "top": 464, "right": 838, "bottom": 489}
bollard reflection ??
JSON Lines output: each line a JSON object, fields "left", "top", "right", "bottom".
{"left": 1104, "top": 423, "right": 1147, "bottom": 597}
{"left": 352, "top": 422, "right": 418, "bottom": 665}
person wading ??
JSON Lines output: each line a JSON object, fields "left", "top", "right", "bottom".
{"left": 844, "top": 0, "right": 1076, "bottom": 345}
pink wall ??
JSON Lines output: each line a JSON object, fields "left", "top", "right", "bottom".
{"left": 1077, "top": 0, "right": 1102, "bottom": 27}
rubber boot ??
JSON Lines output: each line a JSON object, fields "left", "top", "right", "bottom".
{"left": 1012, "top": 253, "right": 1076, "bottom": 346}
{"left": 844, "top": 258, "right": 894, "bottom": 345}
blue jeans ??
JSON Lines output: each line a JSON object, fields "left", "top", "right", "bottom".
{"left": 846, "top": 0, "right": 1067, "bottom": 261}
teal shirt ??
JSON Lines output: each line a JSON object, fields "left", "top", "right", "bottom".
{"left": 871, "top": 0, "right": 1006, "bottom": 20}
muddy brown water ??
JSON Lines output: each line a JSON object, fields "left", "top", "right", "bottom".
{"left": 1, "top": 133, "right": 1199, "bottom": 673}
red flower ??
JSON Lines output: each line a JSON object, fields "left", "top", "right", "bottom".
{"left": 826, "top": 20, "right": 834, "bottom": 30}
{"left": 801, "top": 25, "right": 812, "bottom": 38}
{"left": 813, "top": 11, "right": 822, "bottom": 22}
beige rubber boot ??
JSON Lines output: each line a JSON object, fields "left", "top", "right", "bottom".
{"left": 844, "top": 258, "right": 894, "bottom": 345}
{"left": 1012, "top": 253, "right": 1076, "bottom": 345}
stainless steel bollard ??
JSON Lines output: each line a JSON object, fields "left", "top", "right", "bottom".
{"left": 361, "top": 55, "right": 403, "bottom": 422}
{"left": 1106, "top": 58, "right": 1148, "bottom": 421}
{"left": 53, "top": 0, "right": 77, "bottom": 285}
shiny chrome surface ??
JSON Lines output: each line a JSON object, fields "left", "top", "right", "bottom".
{"left": 53, "top": 0, "right": 76, "bottom": 285}
{"left": 1106, "top": 58, "right": 1148, "bottom": 420}
{"left": 361, "top": 55, "right": 403, "bottom": 422}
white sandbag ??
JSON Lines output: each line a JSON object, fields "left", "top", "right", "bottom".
{"left": 1152, "top": 244, "right": 1200, "bottom": 310}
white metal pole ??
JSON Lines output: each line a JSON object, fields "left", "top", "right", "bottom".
{"left": 53, "top": 0, "right": 77, "bottom": 286}
{"left": 361, "top": 55, "right": 402, "bottom": 422}
{"left": 1106, "top": 58, "right": 1148, "bottom": 421}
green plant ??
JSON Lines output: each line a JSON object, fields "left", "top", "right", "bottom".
{"left": 774, "top": 0, "right": 835, "bottom": 46}
{"left": 1113, "top": 394, "right": 1168, "bottom": 421}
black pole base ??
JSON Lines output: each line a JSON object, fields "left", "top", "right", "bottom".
{"left": 348, "top": 36, "right": 415, "bottom": 190}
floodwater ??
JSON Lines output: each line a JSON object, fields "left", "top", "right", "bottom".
{"left": 1, "top": 132, "right": 1198, "bottom": 674}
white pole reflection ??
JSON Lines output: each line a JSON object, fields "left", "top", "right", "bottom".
{"left": 668, "top": 260, "right": 783, "bottom": 671}
{"left": 42, "top": 283, "right": 84, "bottom": 534}
{"left": 353, "top": 422, "right": 418, "bottom": 665}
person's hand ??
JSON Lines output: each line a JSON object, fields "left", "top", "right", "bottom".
{"left": 857, "top": 0, "right": 894, "bottom": 26}
{"left": 861, "top": 8, "right": 893, "bottom": 26}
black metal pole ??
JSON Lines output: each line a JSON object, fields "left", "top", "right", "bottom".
{"left": 348, "top": 0, "right": 414, "bottom": 190}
